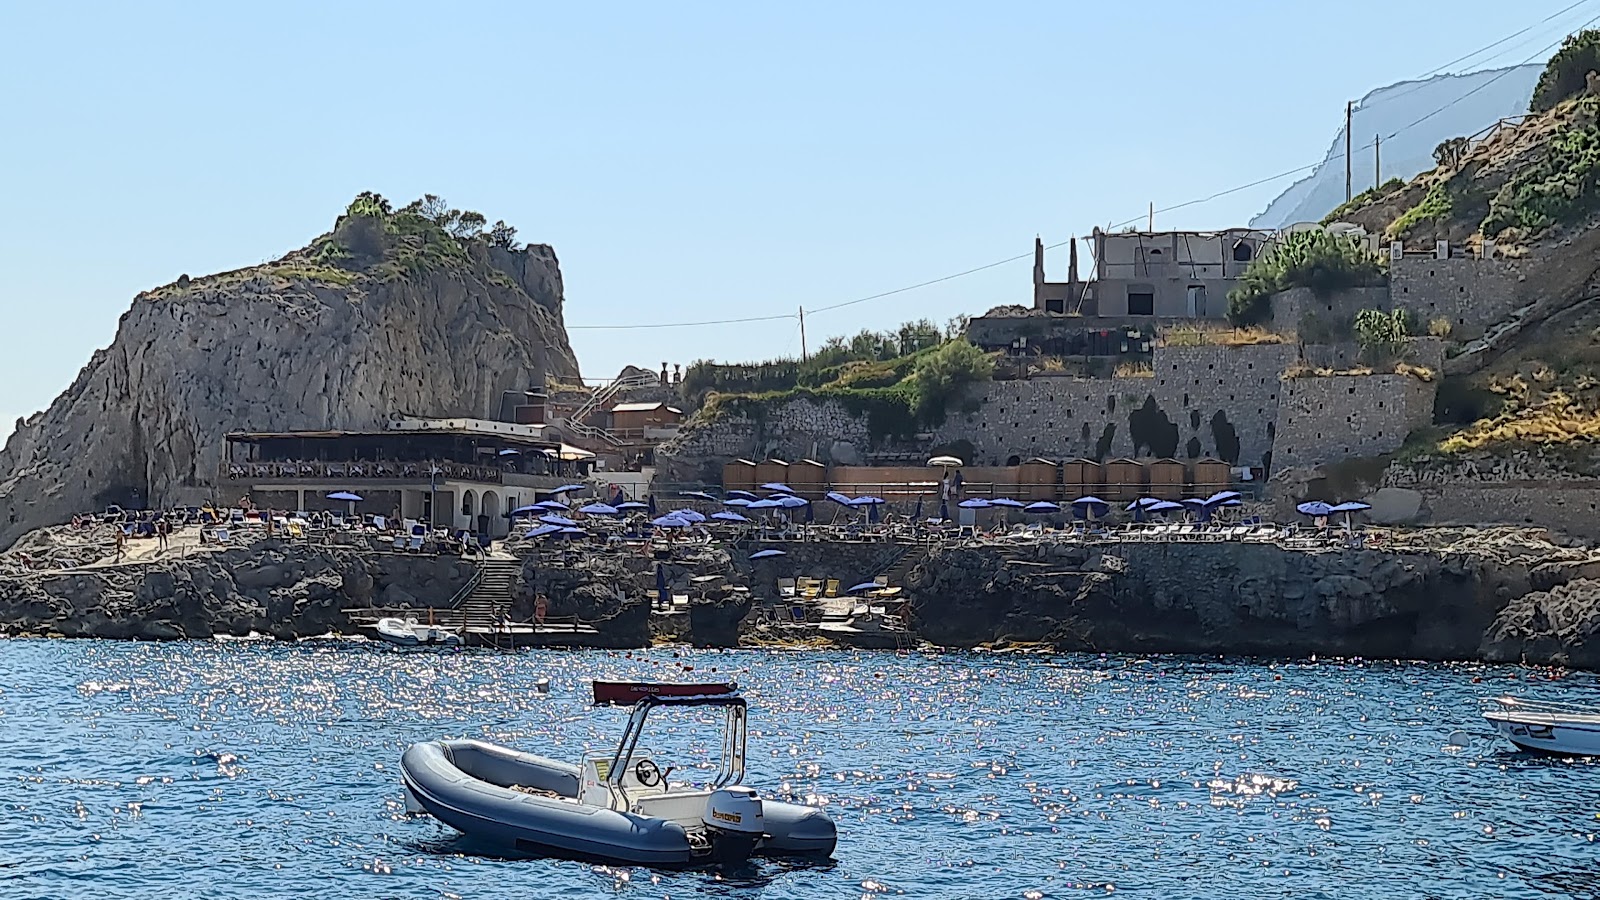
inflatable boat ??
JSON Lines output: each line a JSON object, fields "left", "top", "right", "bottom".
{"left": 400, "top": 681, "right": 836, "bottom": 866}
{"left": 373, "top": 616, "right": 460, "bottom": 647}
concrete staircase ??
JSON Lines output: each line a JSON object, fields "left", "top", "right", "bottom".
{"left": 881, "top": 545, "right": 929, "bottom": 586}
{"left": 560, "top": 372, "right": 662, "bottom": 449}
{"left": 455, "top": 557, "right": 523, "bottom": 647}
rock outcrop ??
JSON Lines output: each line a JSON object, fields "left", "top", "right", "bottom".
{"left": 909, "top": 530, "right": 1600, "bottom": 665}
{"left": 0, "top": 197, "right": 581, "bottom": 548}
{"left": 0, "top": 539, "right": 475, "bottom": 640}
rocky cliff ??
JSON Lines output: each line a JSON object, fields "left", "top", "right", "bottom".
{"left": 908, "top": 530, "right": 1600, "bottom": 665}
{"left": 0, "top": 196, "right": 580, "bottom": 548}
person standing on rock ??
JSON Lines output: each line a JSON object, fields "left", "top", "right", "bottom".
{"left": 156, "top": 517, "right": 170, "bottom": 553}
{"left": 114, "top": 525, "right": 126, "bottom": 562}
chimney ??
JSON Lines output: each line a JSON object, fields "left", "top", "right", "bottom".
{"left": 1032, "top": 236, "right": 1046, "bottom": 309}
{"left": 1067, "top": 236, "right": 1080, "bottom": 297}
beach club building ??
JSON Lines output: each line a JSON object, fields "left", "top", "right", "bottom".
{"left": 222, "top": 416, "right": 595, "bottom": 537}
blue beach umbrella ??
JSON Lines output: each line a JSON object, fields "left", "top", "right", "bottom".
{"left": 747, "top": 499, "right": 781, "bottom": 510}
{"left": 825, "top": 491, "right": 855, "bottom": 506}
{"left": 1149, "top": 501, "right": 1184, "bottom": 514}
{"left": 523, "top": 524, "right": 562, "bottom": 538}
{"left": 510, "top": 504, "right": 542, "bottom": 516}
{"left": 651, "top": 514, "right": 690, "bottom": 528}
{"left": 326, "top": 491, "right": 362, "bottom": 502}
{"left": 723, "top": 498, "right": 753, "bottom": 507}
{"left": 558, "top": 526, "right": 587, "bottom": 537}
{"left": 1206, "top": 490, "right": 1243, "bottom": 505}
{"left": 540, "top": 515, "right": 578, "bottom": 527}
{"left": 1296, "top": 501, "right": 1335, "bottom": 518}
{"left": 761, "top": 482, "right": 794, "bottom": 494}
{"left": 711, "top": 511, "right": 750, "bottom": 523}
{"left": 727, "top": 490, "right": 760, "bottom": 501}
{"left": 776, "top": 495, "right": 809, "bottom": 509}
{"left": 680, "top": 491, "right": 718, "bottom": 502}
{"left": 675, "top": 509, "right": 708, "bottom": 523}
{"left": 552, "top": 484, "right": 587, "bottom": 495}
{"left": 617, "top": 501, "right": 649, "bottom": 511}
{"left": 958, "top": 498, "right": 992, "bottom": 509}
{"left": 498, "top": 448, "right": 520, "bottom": 456}
{"left": 578, "top": 503, "right": 620, "bottom": 516}
{"left": 1025, "top": 501, "right": 1059, "bottom": 513}
{"left": 1127, "top": 496, "right": 1162, "bottom": 522}
{"left": 990, "top": 498, "right": 1026, "bottom": 509}
{"left": 850, "top": 496, "right": 886, "bottom": 508}
{"left": 534, "top": 499, "right": 569, "bottom": 511}
{"left": 847, "top": 581, "right": 880, "bottom": 593}
{"left": 749, "top": 549, "right": 786, "bottom": 560}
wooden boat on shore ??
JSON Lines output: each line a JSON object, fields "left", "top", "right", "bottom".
{"left": 1483, "top": 696, "right": 1600, "bottom": 755}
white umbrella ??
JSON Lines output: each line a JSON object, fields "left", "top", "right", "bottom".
{"left": 928, "top": 455, "right": 964, "bottom": 468}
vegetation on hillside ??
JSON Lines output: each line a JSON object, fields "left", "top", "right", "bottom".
{"left": 684, "top": 318, "right": 995, "bottom": 440}
{"left": 1482, "top": 96, "right": 1600, "bottom": 237}
{"left": 1226, "top": 230, "right": 1387, "bottom": 327}
{"left": 1531, "top": 29, "right": 1600, "bottom": 113}
{"left": 1322, "top": 178, "right": 1405, "bottom": 225}
{"left": 1354, "top": 308, "right": 1411, "bottom": 365}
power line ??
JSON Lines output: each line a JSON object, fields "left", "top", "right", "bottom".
{"left": 566, "top": 12, "right": 1593, "bottom": 333}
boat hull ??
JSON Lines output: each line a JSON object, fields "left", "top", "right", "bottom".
{"left": 400, "top": 739, "right": 835, "bottom": 865}
{"left": 1484, "top": 712, "right": 1600, "bottom": 756}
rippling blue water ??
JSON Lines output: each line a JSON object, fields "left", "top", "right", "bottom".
{"left": 4, "top": 641, "right": 1600, "bottom": 899}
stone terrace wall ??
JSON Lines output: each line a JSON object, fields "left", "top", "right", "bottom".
{"left": 1274, "top": 373, "right": 1435, "bottom": 468}
{"left": 655, "top": 397, "right": 872, "bottom": 485}
{"left": 932, "top": 343, "right": 1296, "bottom": 467}
{"left": 1390, "top": 256, "right": 1529, "bottom": 339}
{"left": 1382, "top": 454, "right": 1600, "bottom": 542}
{"left": 1270, "top": 285, "right": 1392, "bottom": 340}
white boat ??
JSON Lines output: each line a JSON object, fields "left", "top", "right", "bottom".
{"left": 1483, "top": 696, "right": 1600, "bottom": 755}
{"left": 400, "top": 681, "right": 835, "bottom": 865}
{"left": 817, "top": 600, "right": 911, "bottom": 650}
{"left": 373, "top": 616, "right": 461, "bottom": 647}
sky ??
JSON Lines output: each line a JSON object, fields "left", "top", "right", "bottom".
{"left": 0, "top": 0, "right": 1592, "bottom": 431}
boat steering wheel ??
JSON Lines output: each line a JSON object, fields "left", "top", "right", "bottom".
{"left": 634, "top": 759, "right": 663, "bottom": 787}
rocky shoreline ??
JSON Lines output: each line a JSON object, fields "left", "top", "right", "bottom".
{"left": 4, "top": 526, "right": 1600, "bottom": 668}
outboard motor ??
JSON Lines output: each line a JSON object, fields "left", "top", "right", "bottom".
{"left": 703, "top": 786, "right": 765, "bottom": 862}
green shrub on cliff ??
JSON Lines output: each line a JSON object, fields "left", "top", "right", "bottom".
{"left": 1530, "top": 29, "right": 1600, "bottom": 113}
{"left": 1321, "top": 177, "right": 1405, "bottom": 225}
{"left": 1354, "top": 308, "right": 1410, "bottom": 364}
{"left": 1227, "top": 229, "right": 1386, "bottom": 327}
{"left": 1482, "top": 98, "right": 1600, "bottom": 237}
{"left": 911, "top": 340, "right": 993, "bottom": 419}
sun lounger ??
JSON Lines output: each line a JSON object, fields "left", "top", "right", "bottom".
{"left": 778, "top": 578, "right": 796, "bottom": 599}
{"left": 407, "top": 535, "right": 424, "bottom": 552}
{"left": 823, "top": 579, "right": 840, "bottom": 598}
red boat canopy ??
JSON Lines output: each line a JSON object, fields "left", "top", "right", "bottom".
{"left": 592, "top": 680, "right": 740, "bottom": 706}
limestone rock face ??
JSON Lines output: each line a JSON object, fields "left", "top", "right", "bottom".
{"left": 0, "top": 213, "right": 580, "bottom": 548}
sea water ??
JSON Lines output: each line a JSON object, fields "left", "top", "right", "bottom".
{"left": 2, "top": 641, "right": 1598, "bottom": 899}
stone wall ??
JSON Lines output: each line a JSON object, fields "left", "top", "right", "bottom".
{"left": 1390, "top": 256, "right": 1529, "bottom": 338}
{"left": 932, "top": 343, "right": 1295, "bottom": 467}
{"left": 1274, "top": 373, "right": 1435, "bottom": 468}
{"left": 1270, "top": 285, "right": 1393, "bottom": 340}
{"left": 1299, "top": 337, "right": 1445, "bottom": 371}
{"left": 1382, "top": 454, "right": 1600, "bottom": 542}
{"left": 656, "top": 397, "right": 872, "bottom": 485}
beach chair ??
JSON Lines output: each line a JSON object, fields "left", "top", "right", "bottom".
{"left": 823, "top": 579, "right": 840, "bottom": 598}
{"left": 778, "top": 578, "right": 796, "bottom": 599}
{"left": 407, "top": 534, "right": 424, "bottom": 552}
{"left": 215, "top": 528, "right": 230, "bottom": 544}
{"left": 392, "top": 535, "right": 405, "bottom": 551}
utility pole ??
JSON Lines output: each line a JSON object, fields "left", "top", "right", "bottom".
{"left": 798, "top": 306, "right": 808, "bottom": 361}
{"left": 1374, "top": 134, "right": 1382, "bottom": 190}
{"left": 1345, "top": 101, "right": 1354, "bottom": 203}
{"left": 1147, "top": 202, "right": 1154, "bottom": 232}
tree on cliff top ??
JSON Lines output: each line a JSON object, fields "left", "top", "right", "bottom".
{"left": 911, "top": 340, "right": 993, "bottom": 419}
{"left": 1531, "top": 29, "right": 1600, "bottom": 113}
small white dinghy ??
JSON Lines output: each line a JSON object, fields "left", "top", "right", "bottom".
{"left": 1483, "top": 696, "right": 1600, "bottom": 755}
{"left": 374, "top": 616, "right": 461, "bottom": 648}
{"left": 400, "top": 681, "right": 835, "bottom": 866}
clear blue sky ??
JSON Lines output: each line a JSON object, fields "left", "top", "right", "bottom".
{"left": 0, "top": 1, "right": 1588, "bottom": 430}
